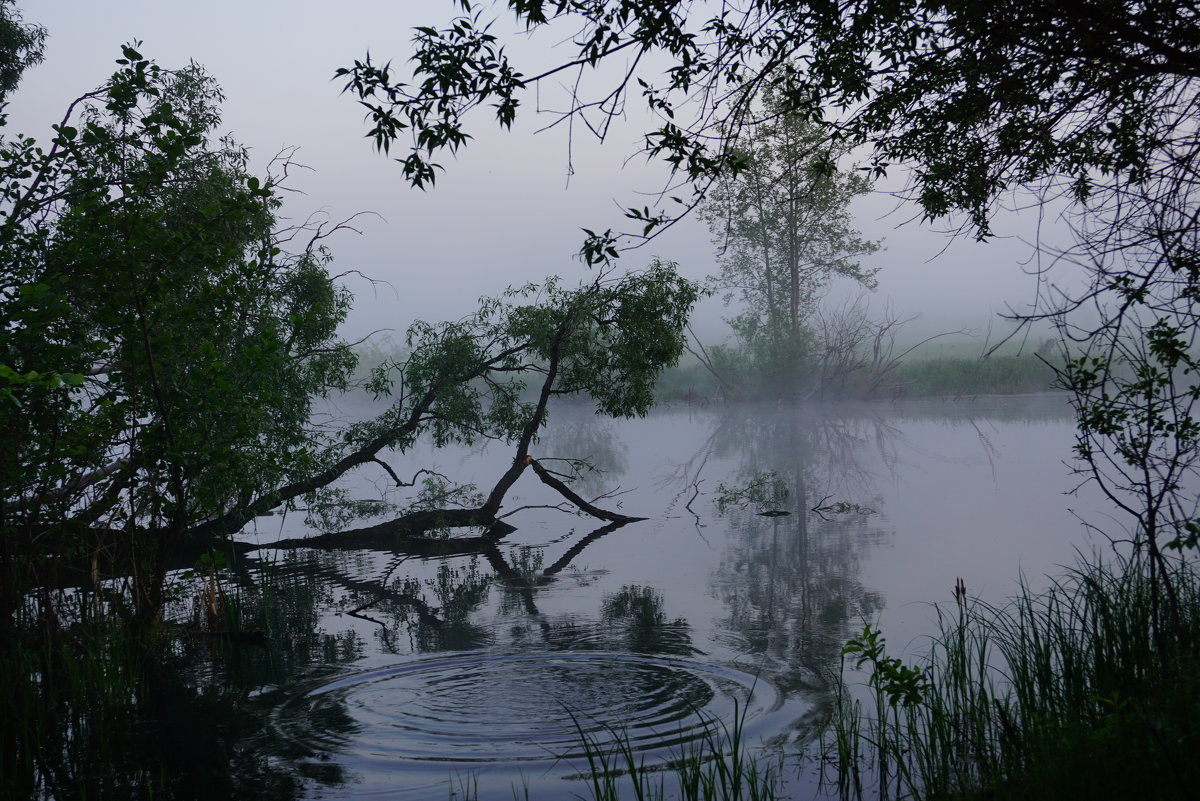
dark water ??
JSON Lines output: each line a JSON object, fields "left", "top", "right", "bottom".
{"left": 184, "top": 395, "right": 1096, "bottom": 799}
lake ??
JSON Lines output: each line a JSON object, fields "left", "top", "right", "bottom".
{"left": 195, "top": 394, "right": 1101, "bottom": 800}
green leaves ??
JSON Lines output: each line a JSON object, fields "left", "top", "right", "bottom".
{"left": 0, "top": 363, "right": 83, "bottom": 407}
{"left": 843, "top": 625, "right": 931, "bottom": 709}
{"left": 580, "top": 228, "right": 619, "bottom": 267}
{"left": 336, "top": 10, "right": 526, "bottom": 190}
{"left": 1058, "top": 309, "right": 1200, "bottom": 557}
{"left": 698, "top": 94, "right": 880, "bottom": 395}
{"left": 3, "top": 46, "right": 355, "bottom": 543}
{"left": 336, "top": 0, "right": 1196, "bottom": 277}
{"left": 385, "top": 261, "right": 698, "bottom": 454}
{"left": 0, "top": 1, "right": 46, "bottom": 102}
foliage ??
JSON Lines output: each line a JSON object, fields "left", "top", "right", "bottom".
{"left": 842, "top": 625, "right": 931, "bottom": 710}
{"left": 340, "top": 0, "right": 1198, "bottom": 409}
{"left": 2, "top": 37, "right": 699, "bottom": 637}
{"left": 663, "top": 348, "right": 1060, "bottom": 403}
{"left": 700, "top": 98, "right": 879, "bottom": 393}
{"left": 347, "top": 4, "right": 1200, "bottom": 580}
{"left": 358, "top": 260, "right": 697, "bottom": 460}
{"left": 890, "top": 354, "right": 1058, "bottom": 398}
{"left": 1055, "top": 311, "right": 1200, "bottom": 646}
{"left": 831, "top": 559, "right": 1200, "bottom": 801}
{"left": 571, "top": 703, "right": 781, "bottom": 801}
{"left": 0, "top": 547, "right": 362, "bottom": 800}
{"left": 338, "top": 2, "right": 1194, "bottom": 249}
{"left": 0, "top": 0, "right": 44, "bottom": 103}
{"left": 713, "top": 471, "right": 789, "bottom": 514}
{"left": 0, "top": 46, "right": 359, "bottom": 630}
{"left": 327, "top": 260, "right": 698, "bottom": 535}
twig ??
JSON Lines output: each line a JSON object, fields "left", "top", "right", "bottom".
{"left": 529, "top": 459, "right": 644, "bottom": 523}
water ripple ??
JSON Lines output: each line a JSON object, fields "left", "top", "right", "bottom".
{"left": 270, "top": 651, "right": 785, "bottom": 767}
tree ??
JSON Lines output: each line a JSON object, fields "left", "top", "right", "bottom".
{"left": 254, "top": 261, "right": 698, "bottom": 558}
{"left": 699, "top": 102, "right": 879, "bottom": 395}
{"left": 0, "top": 33, "right": 703, "bottom": 648}
{"left": 0, "top": 44, "right": 700, "bottom": 640}
{"left": 0, "top": 47, "right": 358, "bottom": 632}
{"left": 341, "top": 2, "right": 1200, "bottom": 548}
{"left": 340, "top": 1, "right": 1195, "bottom": 244}
{"left": 1, "top": 38, "right": 700, "bottom": 796}
{"left": 0, "top": 0, "right": 43, "bottom": 103}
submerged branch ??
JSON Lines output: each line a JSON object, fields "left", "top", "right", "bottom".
{"left": 529, "top": 459, "right": 644, "bottom": 523}
{"left": 263, "top": 508, "right": 514, "bottom": 552}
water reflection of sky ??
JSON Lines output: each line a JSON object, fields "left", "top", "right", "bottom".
{"left": 238, "top": 394, "right": 1101, "bottom": 799}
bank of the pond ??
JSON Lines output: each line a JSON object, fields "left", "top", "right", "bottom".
{"left": 657, "top": 354, "right": 1058, "bottom": 403}
{"left": 830, "top": 556, "right": 1200, "bottom": 801}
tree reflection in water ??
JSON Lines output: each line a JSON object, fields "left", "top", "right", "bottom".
{"left": 236, "top": 403, "right": 908, "bottom": 795}
{"left": 708, "top": 407, "right": 893, "bottom": 687}
{"left": 15, "top": 400, "right": 988, "bottom": 799}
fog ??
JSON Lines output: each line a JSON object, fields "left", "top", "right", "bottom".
{"left": 7, "top": 1, "right": 1080, "bottom": 346}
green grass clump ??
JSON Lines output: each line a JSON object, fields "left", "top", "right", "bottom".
{"left": 571, "top": 703, "right": 782, "bottom": 801}
{"left": 888, "top": 355, "right": 1057, "bottom": 397}
{"left": 829, "top": 557, "right": 1200, "bottom": 801}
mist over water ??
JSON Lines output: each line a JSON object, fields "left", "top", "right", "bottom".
{"left": 225, "top": 394, "right": 1096, "bottom": 799}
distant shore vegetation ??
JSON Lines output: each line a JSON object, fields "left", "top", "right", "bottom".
{"left": 656, "top": 343, "right": 1061, "bottom": 404}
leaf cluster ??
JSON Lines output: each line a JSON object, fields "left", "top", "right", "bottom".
{"left": 0, "top": 0, "right": 44, "bottom": 103}
{"left": 1, "top": 48, "right": 355, "bottom": 554}
{"left": 341, "top": 2, "right": 1197, "bottom": 254}
{"left": 361, "top": 260, "right": 698, "bottom": 457}
{"left": 843, "top": 624, "right": 931, "bottom": 709}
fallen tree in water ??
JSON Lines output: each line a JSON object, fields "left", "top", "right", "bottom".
{"left": 249, "top": 264, "right": 682, "bottom": 556}
{"left": 266, "top": 457, "right": 642, "bottom": 553}
{"left": 12, "top": 260, "right": 695, "bottom": 613}
{"left": 1, "top": 43, "right": 695, "bottom": 654}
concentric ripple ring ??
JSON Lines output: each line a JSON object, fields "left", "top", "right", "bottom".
{"left": 270, "top": 651, "right": 784, "bottom": 766}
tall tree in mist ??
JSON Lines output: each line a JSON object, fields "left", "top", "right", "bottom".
{"left": 699, "top": 101, "right": 879, "bottom": 392}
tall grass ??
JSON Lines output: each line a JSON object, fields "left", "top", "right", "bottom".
{"left": 0, "top": 588, "right": 147, "bottom": 800}
{"left": 1, "top": 555, "right": 287, "bottom": 800}
{"left": 887, "top": 354, "right": 1057, "bottom": 397}
{"left": 570, "top": 702, "right": 782, "bottom": 801}
{"left": 829, "top": 556, "right": 1200, "bottom": 800}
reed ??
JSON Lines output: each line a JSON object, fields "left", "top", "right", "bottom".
{"left": 0, "top": 588, "right": 147, "bottom": 800}
{"left": 829, "top": 556, "right": 1200, "bottom": 800}
{"left": 0, "top": 552, "right": 285, "bottom": 800}
{"left": 570, "top": 701, "right": 782, "bottom": 801}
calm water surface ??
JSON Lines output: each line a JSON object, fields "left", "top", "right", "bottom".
{"left": 221, "top": 395, "right": 1099, "bottom": 799}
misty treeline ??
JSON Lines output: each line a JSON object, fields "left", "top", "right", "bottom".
{"left": 666, "top": 98, "right": 1050, "bottom": 403}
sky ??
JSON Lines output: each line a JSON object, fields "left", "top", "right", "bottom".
{"left": 5, "top": 1, "right": 1076, "bottom": 348}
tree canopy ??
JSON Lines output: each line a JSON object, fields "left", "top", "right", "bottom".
{"left": 0, "top": 47, "right": 360, "bottom": 625}
{"left": 0, "top": 0, "right": 44, "bottom": 103}
{"left": 700, "top": 99, "right": 879, "bottom": 391}
{"left": 0, "top": 42, "right": 699, "bottom": 632}
{"left": 340, "top": 1, "right": 1196, "bottom": 243}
